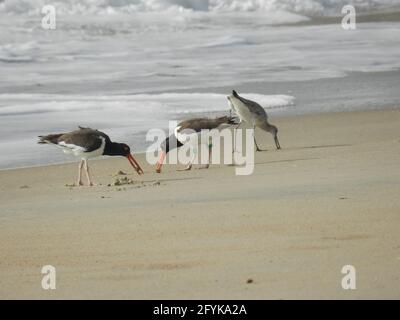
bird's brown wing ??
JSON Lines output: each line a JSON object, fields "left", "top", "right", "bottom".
{"left": 178, "top": 117, "right": 236, "bottom": 132}
{"left": 57, "top": 128, "right": 108, "bottom": 152}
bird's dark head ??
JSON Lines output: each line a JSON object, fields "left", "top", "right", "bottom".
{"left": 259, "top": 123, "right": 281, "bottom": 149}
{"left": 156, "top": 136, "right": 182, "bottom": 173}
{"left": 268, "top": 125, "right": 281, "bottom": 150}
{"left": 109, "top": 142, "right": 144, "bottom": 175}
{"left": 111, "top": 143, "right": 131, "bottom": 157}
{"left": 160, "top": 135, "right": 183, "bottom": 154}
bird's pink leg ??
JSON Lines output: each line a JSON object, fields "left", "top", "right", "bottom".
{"left": 83, "top": 159, "right": 94, "bottom": 186}
{"left": 178, "top": 150, "right": 195, "bottom": 171}
{"left": 200, "top": 144, "right": 211, "bottom": 169}
{"left": 181, "top": 165, "right": 192, "bottom": 171}
{"left": 77, "top": 160, "right": 84, "bottom": 186}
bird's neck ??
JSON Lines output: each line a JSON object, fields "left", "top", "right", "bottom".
{"left": 262, "top": 122, "right": 275, "bottom": 133}
{"left": 103, "top": 141, "right": 119, "bottom": 156}
{"left": 164, "top": 136, "right": 183, "bottom": 153}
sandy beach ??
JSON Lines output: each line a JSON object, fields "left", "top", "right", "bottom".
{"left": 0, "top": 108, "right": 399, "bottom": 299}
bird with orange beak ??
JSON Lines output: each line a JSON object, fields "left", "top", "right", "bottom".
{"left": 38, "top": 126, "right": 143, "bottom": 186}
{"left": 156, "top": 116, "right": 237, "bottom": 173}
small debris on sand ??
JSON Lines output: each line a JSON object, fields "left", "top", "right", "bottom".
{"left": 246, "top": 279, "right": 254, "bottom": 284}
{"left": 65, "top": 183, "right": 76, "bottom": 187}
{"left": 20, "top": 185, "right": 29, "bottom": 189}
{"left": 114, "top": 177, "right": 136, "bottom": 186}
{"left": 115, "top": 170, "right": 127, "bottom": 176}
{"left": 109, "top": 178, "right": 163, "bottom": 188}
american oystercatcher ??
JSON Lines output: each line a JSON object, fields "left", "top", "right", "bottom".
{"left": 156, "top": 116, "right": 237, "bottom": 173}
{"left": 227, "top": 90, "right": 281, "bottom": 151}
{"left": 38, "top": 126, "right": 143, "bottom": 186}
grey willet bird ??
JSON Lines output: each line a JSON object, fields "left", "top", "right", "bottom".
{"left": 227, "top": 90, "right": 281, "bottom": 151}
{"left": 156, "top": 116, "right": 238, "bottom": 173}
{"left": 38, "top": 126, "right": 143, "bottom": 186}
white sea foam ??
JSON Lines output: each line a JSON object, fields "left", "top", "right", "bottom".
{"left": 1, "top": 0, "right": 399, "bottom": 15}
{"left": 0, "top": 92, "right": 295, "bottom": 116}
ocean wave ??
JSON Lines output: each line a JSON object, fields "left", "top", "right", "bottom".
{"left": 0, "top": 41, "right": 38, "bottom": 63}
{"left": 1, "top": 0, "right": 399, "bottom": 16}
{"left": 193, "top": 36, "right": 255, "bottom": 49}
{"left": 0, "top": 93, "right": 295, "bottom": 116}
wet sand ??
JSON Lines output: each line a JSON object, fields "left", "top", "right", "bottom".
{"left": 0, "top": 108, "right": 400, "bottom": 299}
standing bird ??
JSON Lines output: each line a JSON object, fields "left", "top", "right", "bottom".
{"left": 156, "top": 116, "right": 237, "bottom": 173}
{"left": 227, "top": 90, "right": 281, "bottom": 151}
{"left": 38, "top": 127, "right": 143, "bottom": 186}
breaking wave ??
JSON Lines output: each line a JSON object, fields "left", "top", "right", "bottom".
{"left": 1, "top": 0, "right": 399, "bottom": 16}
{"left": 0, "top": 92, "right": 295, "bottom": 116}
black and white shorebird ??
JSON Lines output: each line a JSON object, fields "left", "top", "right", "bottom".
{"left": 156, "top": 116, "right": 237, "bottom": 173}
{"left": 227, "top": 90, "right": 281, "bottom": 151}
{"left": 38, "top": 126, "right": 143, "bottom": 186}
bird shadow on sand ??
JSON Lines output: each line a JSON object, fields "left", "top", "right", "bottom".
{"left": 229, "top": 143, "right": 352, "bottom": 154}
{"left": 255, "top": 157, "right": 320, "bottom": 166}
{"left": 144, "top": 176, "right": 203, "bottom": 183}
{"left": 286, "top": 143, "right": 352, "bottom": 151}
{"left": 252, "top": 144, "right": 352, "bottom": 166}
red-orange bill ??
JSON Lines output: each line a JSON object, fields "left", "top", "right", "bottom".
{"left": 127, "top": 154, "right": 143, "bottom": 175}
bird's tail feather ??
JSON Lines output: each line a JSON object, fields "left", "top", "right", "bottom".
{"left": 37, "top": 133, "right": 63, "bottom": 144}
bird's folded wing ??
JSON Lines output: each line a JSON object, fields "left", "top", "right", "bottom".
{"left": 58, "top": 132, "right": 103, "bottom": 153}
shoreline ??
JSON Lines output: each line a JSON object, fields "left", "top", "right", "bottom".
{"left": 1, "top": 105, "right": 399, "bottom": 172}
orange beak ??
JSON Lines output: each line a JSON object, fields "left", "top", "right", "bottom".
{"left": 156, "top": 151, "right": 166, "bottom": 173}
{"left": 127, "top": 154, "right": 143, "bottom": 175}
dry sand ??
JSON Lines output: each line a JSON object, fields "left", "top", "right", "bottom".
{"left": 1, "top": 109, "right": 400, "bottom": 299}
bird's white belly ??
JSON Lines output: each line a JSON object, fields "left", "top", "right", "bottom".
{"left": 57, "top": 138, "right": 105, "bottom": 160}
{"left": 81, "top": 141, "right": 106, "bottom": 159}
